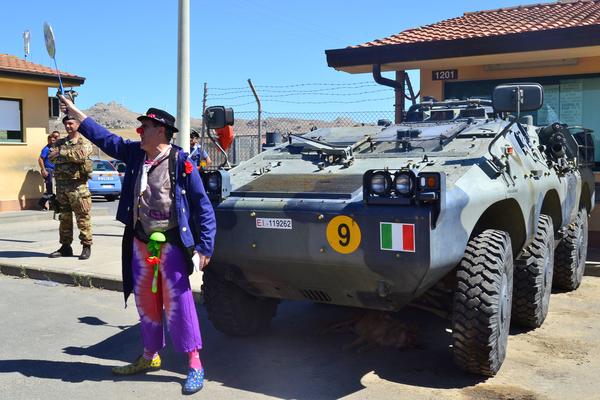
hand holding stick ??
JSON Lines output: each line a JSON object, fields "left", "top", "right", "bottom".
{"left": 58, "top": 94, "right": 87, "bottom": 122}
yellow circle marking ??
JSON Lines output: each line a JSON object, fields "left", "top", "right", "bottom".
{"left": 326, "top": 215, "right": 361, "bottom": 254}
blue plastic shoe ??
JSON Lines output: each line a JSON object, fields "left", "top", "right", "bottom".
{"left": 182, "top": 368, "right": 204, "bottom": 395}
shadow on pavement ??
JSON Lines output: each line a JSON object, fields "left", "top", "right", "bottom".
{"left": 0, "top": 250, "right": 48, "bottom": 258}
{"left": 77, "top": 316, "right": 133, "bottom": 330}
{"left": 0, "top": 295, "right": 485, "bottom": 397}
{"left": 59, "top": 301, "right": 483, "bottom": 399}
{"left": 0, "top": 360, "right": 179, "bottom": 384}
{"left": 202, "top": 303, "right": 484, "bottom": 399}
{"left": 585, "top": 264, "right": 600, "bottom": 277}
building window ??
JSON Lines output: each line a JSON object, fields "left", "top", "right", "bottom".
{"left": 0, "top": 98, "right": 23, "bottom": 143}
{"left": 445, "top": 74, "right": 600, "bottom": 167}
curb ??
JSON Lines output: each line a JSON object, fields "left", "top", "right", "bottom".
{"left": 0, "top": 208, "right": 111, "bottom": 224}
{"left": 0, "top": 262, "right": 203, "bottom": 303}
{"left": 0, "top": 263, "right": 122, "bottom": 291}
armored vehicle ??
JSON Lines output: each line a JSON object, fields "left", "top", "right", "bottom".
{"left": 200, "top": 83, "right": 595, "bottom": 376}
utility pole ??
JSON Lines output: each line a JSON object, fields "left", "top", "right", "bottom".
{"left": 248, "top": 79, "right": 262, "bottom": 155}
{"left": 176, "top": 0, "right": 190, "bottom": 152}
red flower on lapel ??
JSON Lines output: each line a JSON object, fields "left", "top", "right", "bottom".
{"left": 184, "top": 160, "right": 194, "bottom": 174}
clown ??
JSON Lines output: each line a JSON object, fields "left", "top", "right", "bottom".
{"left": 58, "top": 95, "right": 215, "bottom": 395}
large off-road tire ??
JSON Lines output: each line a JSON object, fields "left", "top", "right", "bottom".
{"left": 512, "top": 214, "right": 554, "bottom": 328}
{"left": 202, "top": 269, "right": 279, "bottom": 336}
{"left": 554, "top": 208, "right": 588, "bottom": 291}
{"left": 452, "top": 229, "right": 514, "bottom": 377}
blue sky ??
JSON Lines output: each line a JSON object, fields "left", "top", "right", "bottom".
{"left": 2, "top": 0, "right": 538, "bottom": 115}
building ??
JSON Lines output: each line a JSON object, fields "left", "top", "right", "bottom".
{"left": 0, "top": 54, "right": 84, "bottom": 211}
{"left": 326, "top": 0, "right": 600, "bottom": 243}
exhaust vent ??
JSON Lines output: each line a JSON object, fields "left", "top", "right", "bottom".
{"left": 300, "top": 289, "right": 332, "bottom": 302}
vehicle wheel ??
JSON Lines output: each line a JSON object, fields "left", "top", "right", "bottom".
{"left": 105, "top": 195, "right": 117, "bottom": 202}
{"left": 202, "top": 269, "right": 279, "bottom": 336}
{"left": 512, "top": 214, "right": 554, "bottom": 328}
{"left": 452, "top": 229, "right": 513, "bottom": 376}
{"left": 554, "top": 208, "right": 588, "bottom": 291}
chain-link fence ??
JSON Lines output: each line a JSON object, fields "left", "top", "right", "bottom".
{"left": 199, "top": 110, "right": 394, "bottom": 166}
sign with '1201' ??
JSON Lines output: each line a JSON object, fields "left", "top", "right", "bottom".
{"left": 432, "top": 69, "right": 458, "bottom": 81}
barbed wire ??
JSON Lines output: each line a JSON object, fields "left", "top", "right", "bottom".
{"left": 235, "top": 110, "right": 392, "bottom": 116}
{"left": 208, "top": 83, "right": 383, "bottom": 97}
{"left": 223, "top": 97, "right": 395, "bottom": 108}
{"left": 208, "top": 80, "right": 383, "bottom": 90}
{"left": 255, "top": 81, "right": 383, "bottom": 88}
{"left": 207, "top": 88, "right": 391, "bottom": 101}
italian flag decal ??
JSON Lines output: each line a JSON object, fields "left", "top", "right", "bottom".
{"left": 380, "top": 223, "right": 415, "bottom": 252}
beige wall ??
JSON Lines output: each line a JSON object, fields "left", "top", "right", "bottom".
{"left": 0, "top": 79, "right": 53, "bottom": 211}
{"left": 420, "top": 55, "right": 600, "bottom": 100}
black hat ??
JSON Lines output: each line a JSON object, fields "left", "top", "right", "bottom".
{"left": 190, "top": 129, "right": 200, "bottom": 139}
{"left": 137, "top": 108, "right": 179, "bottom": 133}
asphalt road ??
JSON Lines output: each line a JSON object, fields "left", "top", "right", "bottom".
{"left": 1, "top": 267, "right": 600, "bottom": 400}
{"left": 91, "top": 197, "right": 119, "bottom": 215}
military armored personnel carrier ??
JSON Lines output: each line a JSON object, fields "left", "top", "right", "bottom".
{"left": 200, "top": 83, "right": 595, "bottom": 376}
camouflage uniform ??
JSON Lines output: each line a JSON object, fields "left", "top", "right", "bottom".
{"left": 51, "top": 136, "right": 94, "bottom": 246}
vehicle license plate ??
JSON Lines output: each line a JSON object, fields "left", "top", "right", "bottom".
{"left": 256, "top": 218, "right": 292, "bottom": 230}
{"left": 97, "top": 176, "right": 113, "bottom": 180}
{"left": 101, "top": 184, "right": 114, "bottom": 188}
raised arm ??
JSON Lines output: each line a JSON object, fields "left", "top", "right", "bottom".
{"left": 58, "top": 95, "right": 133, "bottom": 162}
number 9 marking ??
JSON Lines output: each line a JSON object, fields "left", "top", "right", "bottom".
{"left": 326, "top": 215, "right": 361, "bottom": 254}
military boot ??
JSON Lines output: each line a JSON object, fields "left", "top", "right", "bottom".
{"left": 79, "top": 245, "right": 91, "bottom": 260}
{"left": 49, "top": 244, "right": 73, "bottom": 258}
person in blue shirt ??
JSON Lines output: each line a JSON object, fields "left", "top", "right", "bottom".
{"left": 189, "top": 130, "right": 212, "bottom": 169}
{"left": 58, "top": 95, "right": 215, "bottom": 395}
{"left": 37, "top": 131, "right": 60, "bottom": 210}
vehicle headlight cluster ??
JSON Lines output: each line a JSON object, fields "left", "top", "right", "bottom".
{"left": 394, "top": 173, "right": 413, "bottom": 195}
{"left": 363, "top": 169, "right": 442, "bottom": 205}
{"left": 367, "top": 171, "right": 415, "bottom": 197}
{"left": 370, "top": 172, "right": 392, "bottom": 196}
{"left": 200, "top": 170, "right": 231, "bottom": 203}
{"left": 207, "top": 173, "right": 220, "bottom": 191}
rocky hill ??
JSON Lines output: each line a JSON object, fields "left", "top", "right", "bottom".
{"left": 50, "top": 101, "right": 205, "bottom": 132}
{"left": 50, "top": 101, "right": 388, "bottom": 137}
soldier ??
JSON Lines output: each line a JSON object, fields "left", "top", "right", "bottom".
{"left": 189, "top": 130, "right": 212, "bottom": 169}
{"left": 48, "top": 116, "right": 94, "bottom": 260}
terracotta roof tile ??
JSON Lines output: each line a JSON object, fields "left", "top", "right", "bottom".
{"left": 353, "top": 0, "right": 600, "bottom": 48}
{"left": 0, "top": 54, "right": 83, "bottom": 80}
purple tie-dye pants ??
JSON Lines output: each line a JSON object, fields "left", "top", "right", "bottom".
{"left": 131, "top": 237, "right": 202, "bottom": 353}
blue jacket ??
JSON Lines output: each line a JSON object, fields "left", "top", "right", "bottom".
{"left": 78, "top": 117, "right": 216, "bottom": 302}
